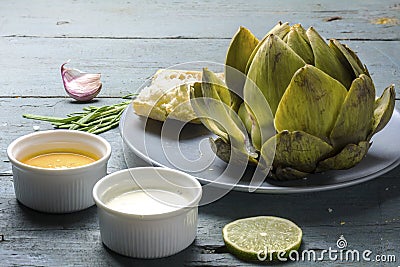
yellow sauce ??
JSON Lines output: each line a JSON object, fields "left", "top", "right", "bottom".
{"left": 22, "top": 151, "right": 98, "bottom": 169}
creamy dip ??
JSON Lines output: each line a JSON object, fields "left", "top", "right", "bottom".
{"left": 106, "top": 189, "right": 188, "bottom": 215}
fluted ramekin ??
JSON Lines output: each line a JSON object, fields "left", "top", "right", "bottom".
{"left": 7, "top": 130, "right": 111, "bottom": 213}
{"left": 93, "top": 167, "right": 202, "bottom": 258}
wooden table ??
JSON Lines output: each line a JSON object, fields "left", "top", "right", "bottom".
{"left": 1, "top": 1, "right": 399, "bottom": 266}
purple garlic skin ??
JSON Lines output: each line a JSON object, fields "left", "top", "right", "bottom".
{"left": 61, "top": 63, "right": 102, "bottom": 102}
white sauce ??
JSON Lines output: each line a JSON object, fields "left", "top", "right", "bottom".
{"left": 106, "top": 189, "right": 188, "bottom": 215}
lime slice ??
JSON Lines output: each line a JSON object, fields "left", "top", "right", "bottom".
{"left": 222, "top": 216, "right": 302, "bottom": 261}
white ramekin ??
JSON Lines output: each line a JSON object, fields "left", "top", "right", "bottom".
{"left": 93, "top": 167, "right": 202, "bottom": 258}
{"left": 7, "top": 130, "right": 111, "bottom": 213}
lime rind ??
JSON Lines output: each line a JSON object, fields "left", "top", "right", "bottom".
{"left": 222, "top": 216, "right": 302, "bottom": 261}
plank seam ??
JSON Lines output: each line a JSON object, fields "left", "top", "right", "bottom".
{"left": 2, "top": 35, "right": 400, "bottom": 41}
{"left": 1, "top": 35, "right": 231, "bottom": 40}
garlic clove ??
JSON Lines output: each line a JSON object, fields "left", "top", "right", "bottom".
{"left": 61, "top": 63, "right": 102, "bottom": 102}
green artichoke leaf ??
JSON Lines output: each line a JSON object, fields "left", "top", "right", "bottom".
{"left": 226, "top": 26, "right": 259, "bottom": 75}
{"left": 249, "top": 118, "right": 262, "bottom": 150}
{"left": 330, "top": 39, "right": 367, "bottom": 78}
{"left": 286, "top": 24, "right": 314, "bottom": 64}
{"left": 210, "top": 137, "right": 258, "bottom": 165}
{"left": 330, "top": 74, "right": 375, "bottom": 150}
{"left": 261, "top": 130, "right": 333, "bottom": 173}
{"left": 267, "top": 21, "right": 291, "bottom": 39}
{"left": 369, "top": 84, "right": 396, "bottom": 138}
{"left": 245, "top": 22, "right": 291, "bottom": 74}
{"left": 200, "top": 68, "right": 257, "bottom": 159}
{"left": 238, "top": 102, "right": 253, "bottom": 134}
{"left": 307, "top": 27, "right": 354, "bottom": 89}
{"left": 246, "top": 34, "right": 306, "bottom": 115}
{"left": 202, "top": 68, "right": 232, "bottom": 107}
{"left": 317, "top": 141, "right": 370, "bottom": 171}
{"left": 273, "top": 166, "right": 309, "bottom": 180}
{"left": 243, "top": 77, "right": 276, "bottom": 150}
{"left": 275, "top": 65, "right": 347, "bottom": 142}
{"left": 209, "top": 137, "right": 230, "bottom": 163}
{"left": 202, "top": 96, "right": 255, "bottom": 158}
{"left": 225, "top": 27, "right": 259, "bottom": 111}
{"left": 282, "top": 33, "right": 288, "bottom": 42}
{"left": 190, "top": 82, "right": 229, "bottom": 142}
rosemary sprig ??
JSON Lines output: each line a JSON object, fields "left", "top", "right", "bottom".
{"left": 122, "top": 93, "right": 139, "bottom": 99}
{"left": 23, "top": 99, "right": 134, "bottom": 134}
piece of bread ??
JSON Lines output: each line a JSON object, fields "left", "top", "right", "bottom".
{"left": 133, "top": 69, "right": 224, "bottom": 123}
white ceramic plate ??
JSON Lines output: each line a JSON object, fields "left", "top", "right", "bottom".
{"left": 120, "top": 104, "right": 400, "bottom": 193}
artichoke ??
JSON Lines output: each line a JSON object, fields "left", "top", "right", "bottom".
{"left": 190, "top": 22, "right": 396, "bottom": 180}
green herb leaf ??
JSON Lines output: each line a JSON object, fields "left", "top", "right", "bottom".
{"left": 23, "top": 99, "right": 132, "bottom": 134}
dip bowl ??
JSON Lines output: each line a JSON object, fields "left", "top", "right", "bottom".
{"left": 7, "top": 130, "right": 111, "bottom": 213}
{"left": 92, "top": 167, "right": 202, "bottom": 258}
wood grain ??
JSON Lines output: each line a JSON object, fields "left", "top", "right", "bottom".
{"left": 1, "top": 0, "right": 399, "bottom": 40}
{"left": 0, "top": 38, "right": 398, "bottom": 97}
{"left": 1, "top": 97, "right": 400, "bottom": 266}
{"left": 1, "top": 168, "right": 400, "bottom": 266}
